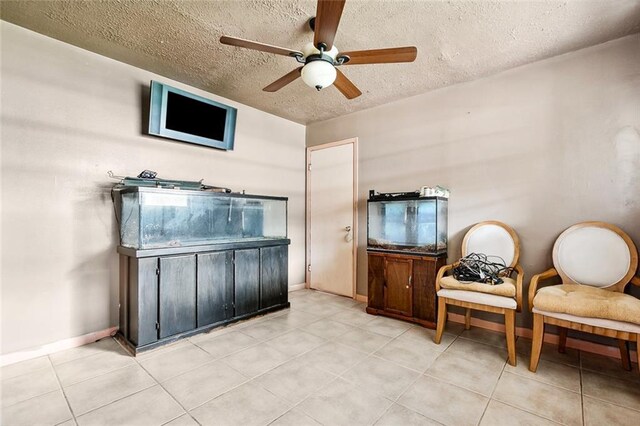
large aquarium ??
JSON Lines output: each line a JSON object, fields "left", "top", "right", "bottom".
{"left": 116, "top": 187, "right": 287, "bottom": 249}
{"left": 367, "top": 196, "right": 447, "bottom": 255}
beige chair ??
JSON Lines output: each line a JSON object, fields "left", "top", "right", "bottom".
{"left": 434, "top": 221, "right": 524, "bottom": 366}
{"left": 529, "top": 221, "right": 640, "bottom": 373}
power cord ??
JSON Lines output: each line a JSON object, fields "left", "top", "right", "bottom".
{"left": 452, "top": 253, "right": 514, "bottom": 285}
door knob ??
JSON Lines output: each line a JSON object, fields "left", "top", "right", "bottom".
{"left": 344, "top": 225, "right": 353, "bottom": 242}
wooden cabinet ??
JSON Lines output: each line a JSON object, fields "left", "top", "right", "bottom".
{"left": 384, "top": 257, "right": 413, "bottom": 317}
{"left": 234, "top": 249, "right": 260, "bottom": 316}
{"left": 118, "top": 240, "right": 290, "bottom": 353}
{"left": 260, "top": 245, "right": 288, "bottom": 309}
{"left": 126, "top": 257, "right": 159, "bottom": 347}
{"left": 367, "top": 251, "right": 445, "bottom": 328}
{"left": 197, "top": 251, "right": 233, "bottom": 327}
{"left": 159, "top": 255, "right": 197, "bottom": 338}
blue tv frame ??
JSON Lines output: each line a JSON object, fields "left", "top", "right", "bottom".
{"left": 148, "top": 81, "right": 237, "bottom": 151}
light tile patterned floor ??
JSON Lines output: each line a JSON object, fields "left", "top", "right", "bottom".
{"left": 2, "top": 288, "right": 640, "bottom": 426}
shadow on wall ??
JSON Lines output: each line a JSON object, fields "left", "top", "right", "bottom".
{"left": 69, "top": 182, "right": 121, "bottom": 334}
{"left": 139, "top": 83, "right": 151, "bottom": 136}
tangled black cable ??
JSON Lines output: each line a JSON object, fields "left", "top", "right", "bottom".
{"left": 452, "top": 253, "right": 514, "bottom": 285}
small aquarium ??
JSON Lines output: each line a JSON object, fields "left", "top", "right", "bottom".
{"left": 367, "top": 194, "right": 447, "bottom": 255}
{"left": 115, "top": 187, "right": 287, "bottom": 249}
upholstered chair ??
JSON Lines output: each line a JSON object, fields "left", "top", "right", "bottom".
{"left": 434, "top": 221, "right": 524, "bottom": 366}
{"left": 529, "top": 222, "right": 640, "bottom": 373}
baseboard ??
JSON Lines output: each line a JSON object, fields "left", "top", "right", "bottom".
{"left": 447, "top": 312, "right": 637, "bottom": 361}
{"left": 288, "top": 283, "right": 307, "bottom": 292}
{"left": 0, "top": 326, "right": 118, "bottom": 367}
{"left": 355, "top": 294, "right": 367, "bottom": 303}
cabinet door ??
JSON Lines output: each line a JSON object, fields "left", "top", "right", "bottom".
{"left": 197, "top": 251, "right": 233, "bottom": 327}
{"left": 159, "top": 255, "right": 197, "bottom": 338}
{"left": 234, "top": 249, "right": 260, "bottom": 316}
{"left": 260, "top": 245, "right": 288, "bottom": 309}
{"left": 367, "top": 253, "right": 385, "bottom": 310}
{"left": 129, "top": 257, "right": 159, "bottom": 346}
{"left": 412, "top": 259, "right": 439, "bottom": 322}
{"left": 384, "top": 257, "right": 413, "bottom": 317}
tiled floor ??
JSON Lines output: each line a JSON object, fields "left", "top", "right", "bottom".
{"left": 2, "top": 288, "right": 640, "bottom": 426}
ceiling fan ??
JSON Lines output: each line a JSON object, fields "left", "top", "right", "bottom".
{"left": 220, "top": 0, "right": 417, "bottom": 99}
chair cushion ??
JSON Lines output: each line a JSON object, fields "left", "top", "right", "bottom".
{"left": 532, "top": 308, "right": 640, "bottom": 333}
{"left": 437, "top": 289, "right": 517, "bottom": 309}
{"left": 440, "top": 276, "right": 516, "bottom": 297}
{"left": 533, "top": 284, "right": 640, "bottom": 325}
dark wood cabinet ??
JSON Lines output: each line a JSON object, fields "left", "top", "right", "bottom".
{"left": 126, "top": 257, "right": 159, "bottom": 347}
{"left": 197, "top": 251, "right": 233, "bottom": 327}
{"left": 367, "top": 251, "right": 445, "bottom": 328}
{"left": 384, "top": 257, "right": 413, "bottom": 317}
{"left": 118, "top": 240, "right": 290, "bottom": 354}
{"left": 260, "top": 245, "right": 288, "bottom": 309}
{"left": 159, "top": 255, "right": 197, "bottom": 338}
{"left": 234, "top": 249, "right": 261, "bottom": 316}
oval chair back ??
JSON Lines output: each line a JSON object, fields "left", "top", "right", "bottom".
{"left": 552, "top": 221, "right": 638, "bottom": 293}
{"left": 461, "top": 221, "right": 520, "bottom": 269}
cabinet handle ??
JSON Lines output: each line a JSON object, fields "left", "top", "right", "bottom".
{"left": 408, "top": 275, "right": 412, "bottom": 286}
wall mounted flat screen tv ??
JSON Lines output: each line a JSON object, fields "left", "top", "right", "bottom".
{"left": 148, "top": 81, "right": 237, "bottom": 151}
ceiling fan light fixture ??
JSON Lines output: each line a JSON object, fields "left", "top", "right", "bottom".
{"left": 301, "top": 60, "right": 336, "bottom": 90}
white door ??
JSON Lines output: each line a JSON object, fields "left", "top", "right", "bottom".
{"left": 308, "top": 140, "right": 356, "bottom": 297}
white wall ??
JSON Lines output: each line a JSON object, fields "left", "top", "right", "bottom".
{"left": 1, "top": 22, "right": 306, "bottom": 355}
{"left": 307, "top": 34, "right": 640, "bottom": 327}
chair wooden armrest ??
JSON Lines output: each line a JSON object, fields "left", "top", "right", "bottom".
{"left": 513, "top": 264, "right": 524, "bottom": 312}
{"left": 631, "top": 276, "right": 640, "bottom": 286}
{"left": 528, "top": 268, "right": 558, "bottom": 312}
{"left": 435, "top": 262, "right": 458, "bottom": 291}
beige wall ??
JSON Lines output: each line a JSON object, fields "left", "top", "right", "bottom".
{"left": 1, "top": 22, "right": 306, "bottom": 355}
{"left": 307, "top": 34, "right": 640, "bottom": 326}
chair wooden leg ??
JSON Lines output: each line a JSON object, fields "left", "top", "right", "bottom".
{"left": 529, "top": 313, "right": 544, "bottom": 372}
{"left": 618, "top": 340, "right": 632, "bottom": 371}
{"left": 558, "top": 327, "right": 568, "bottom": 354}
{"left": 505, "top": 309, "right": 516, "bottom": 366}
{"left": 434, "top": 298, "right": 447, "bottom": 344}
{"left": 464, "top": 308, "right": 471, "bottom": 330}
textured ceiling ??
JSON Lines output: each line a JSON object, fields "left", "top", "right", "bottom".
{"left": 2, "top": 0, "right": 640, "bottom": 124}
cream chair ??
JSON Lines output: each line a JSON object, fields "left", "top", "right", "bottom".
{"left": 434, "top": 221, "right": 524, "bottom": 366}
{"left": 529, "top": 222, "right": 640, "bottom": 373}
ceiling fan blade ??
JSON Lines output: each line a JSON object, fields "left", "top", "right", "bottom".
{"left": 334, "top": 69, "right": 361, "bottom": 99}
{"left": 313, "top": 0, "right": 346, "bottom": 50}
{"left": 263, "top": 67, "right": 303, "bottom": 92}
{"left": 220, "top": 35, "right": 302, "bottom": 57}
{"left": 340, "top": 46, "right": 418, "bottom": 65}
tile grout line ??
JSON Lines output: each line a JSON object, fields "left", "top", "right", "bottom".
{"left": 476, "top": 348, "right": 509, "bottom": 426}
{"left": 129, "top": 349, "right": 202, "bottom": 426}
{"left": 332, "top": 324, "right": 442, "bottom": 425}
{"left": 181, "top": 303, "right": 380, "bottom": 423}
{"left": 47, "top": 354, "right": 79, "bottom": 425}
{"left": 48, "top": 337, "right": 119, "bottom": 367}
{"left": 489, "top": 374, "right": 571, "bottom": 424}
{"left": 184, "top": 325, "right": 332, "bottom": 413}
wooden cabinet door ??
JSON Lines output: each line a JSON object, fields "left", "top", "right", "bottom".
{"left": 159, "top": 255, "right": 197, "bottom": 338}
{"left": 234, "top": 249, "right": 260, "bottom": 316}
{"left": 197, "top": 251, "right": 233, "bottom": 327}
{"left": 412, "top": 259, "right": 439, "bottom": 322}
{"left": 260, "top": 245, "right": 288, "bottom": 309}
{"left": 367, "top": 254, "right": 385, "bottom": 310}
{"left": 384, "top": 257, "right": 413, "bottom": 317}
{"left": 129, "top": 257, "right": 159, "bottom": 346}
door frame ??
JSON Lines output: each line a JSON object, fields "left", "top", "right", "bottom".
{"left": 306, "top": 137, "right": 359, "bottom": 299}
